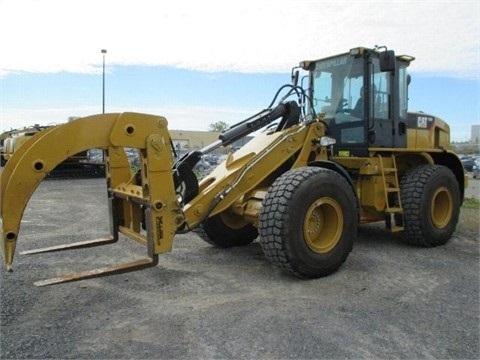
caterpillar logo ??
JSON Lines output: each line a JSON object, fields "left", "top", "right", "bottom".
{"left": 417, "top": 116, "right": 434, "bottom": 129}
{"left": 316, "top": 56, "right": 348, "bottom": 70}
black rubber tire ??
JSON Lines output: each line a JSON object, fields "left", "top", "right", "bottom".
{"left": 175, "top": 164, "right": 199, "bottom": 204}
{"left": 195, "top": 211, "right": 258, "bottom": 248}
{"left": 399, "top": 164, "right": 460, "bottom": 247}
{"left": 258, "top": 167, "right": 357, "bottom": 278}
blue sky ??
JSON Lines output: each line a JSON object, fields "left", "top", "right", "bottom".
{"left": 1, "top": 0, "right": 479, "bottom": 142}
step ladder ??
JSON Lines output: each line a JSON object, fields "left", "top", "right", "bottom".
{"left": 378, "top": 154, "right": 404, "bottom": 232}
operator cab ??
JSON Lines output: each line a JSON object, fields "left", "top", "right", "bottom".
{"left": 302, "top": 47, "right": 415, "bottom": 157}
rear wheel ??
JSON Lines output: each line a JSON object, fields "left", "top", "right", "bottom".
{"left": 259, "top": 167, "right": 357, "bottom": 278}
{"left": 195, "top": 210, "right": 258, "bottom": 248}
{"left": 400, "top": 164, "right": 460, "bottom": 247}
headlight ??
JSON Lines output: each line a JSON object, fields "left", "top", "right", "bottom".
{"left": 320, "top": 136, "right": 336, "bottom": 147}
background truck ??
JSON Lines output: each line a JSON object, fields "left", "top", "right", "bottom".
{"left": 1, "top": 125, "right": 105, "bottom": 177}
{"left": 0, "top": 46, "right": 465, "bottom": 285}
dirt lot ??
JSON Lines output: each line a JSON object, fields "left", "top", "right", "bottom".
{"left": 1, "top": 177, "right": 479, "bottom": 359}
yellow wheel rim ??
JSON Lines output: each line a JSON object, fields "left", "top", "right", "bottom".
{"left": 431, "top": 186, "right": 453, "bottom": 229}
{"left": 220, "top": 210, "right": 249, "bottom": 229}
{"left": 303, "top": 197, "right": 343, "bottom": 253}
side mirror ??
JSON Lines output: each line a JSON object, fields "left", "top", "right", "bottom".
{"left": 291, "top": 69, "right": 299, "bottom": 87}
{"left": 379, "top": 50, "right": 396, "bottom": 72}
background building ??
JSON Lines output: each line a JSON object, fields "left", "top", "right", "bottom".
{"left": 170, "top": 130, "right": 220, "bottom": 154}
{"left": 471, "top": 125, "right": 480, "bottom": 144}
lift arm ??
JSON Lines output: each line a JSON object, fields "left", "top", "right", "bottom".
{"left": 173, "top": 102, "right": 297, "bottom": 173}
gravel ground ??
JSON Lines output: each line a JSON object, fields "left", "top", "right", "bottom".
{"left": 1, "top": 177, "right": 479, "bottom": 359}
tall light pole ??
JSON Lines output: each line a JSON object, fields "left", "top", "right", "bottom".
{"left": 101, "top": 49, "right": 107, "bottom": 114}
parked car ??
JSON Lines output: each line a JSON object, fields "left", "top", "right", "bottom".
{"left": 194, "top": 157, "right": 211, "bottom": 172}
{"left": 203, "top": 154, "right": 219, "bottom": 165}
{"left": 461, "top": 158, "right": 476, "bottom": 172}
{"left": 473, "top": 160, "right": 480, "bottom": 178}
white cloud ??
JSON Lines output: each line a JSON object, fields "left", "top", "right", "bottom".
{"left": 0, "top": 0, "right": 478, "bottom": 78}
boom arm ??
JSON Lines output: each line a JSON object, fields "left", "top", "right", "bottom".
{"left": 174, "top": 102, "right": 298, "bottom": 173}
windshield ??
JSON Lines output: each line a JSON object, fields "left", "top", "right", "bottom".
{"left": 310, "top": 54, "right": 393, "bottom": 124}
{"left": 311, "top": 55, "right": 364, "bottom": 122}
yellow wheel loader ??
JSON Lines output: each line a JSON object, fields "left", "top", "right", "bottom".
{"left": 0, "top": 46, "right": 466, "bottom": 285}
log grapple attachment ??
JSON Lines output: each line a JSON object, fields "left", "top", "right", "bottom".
{"left": 1, "top": 112, "right": 183, "bottom": 285}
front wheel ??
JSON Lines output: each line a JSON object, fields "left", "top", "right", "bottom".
{"left": 399, "top": 165, "right": 461, "bottom": 247}
{"left": 195, "top": 210, "right": 258, "bottom": 248}
{"left": 259, "top": 167, "right": 358, "bottom": 278}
